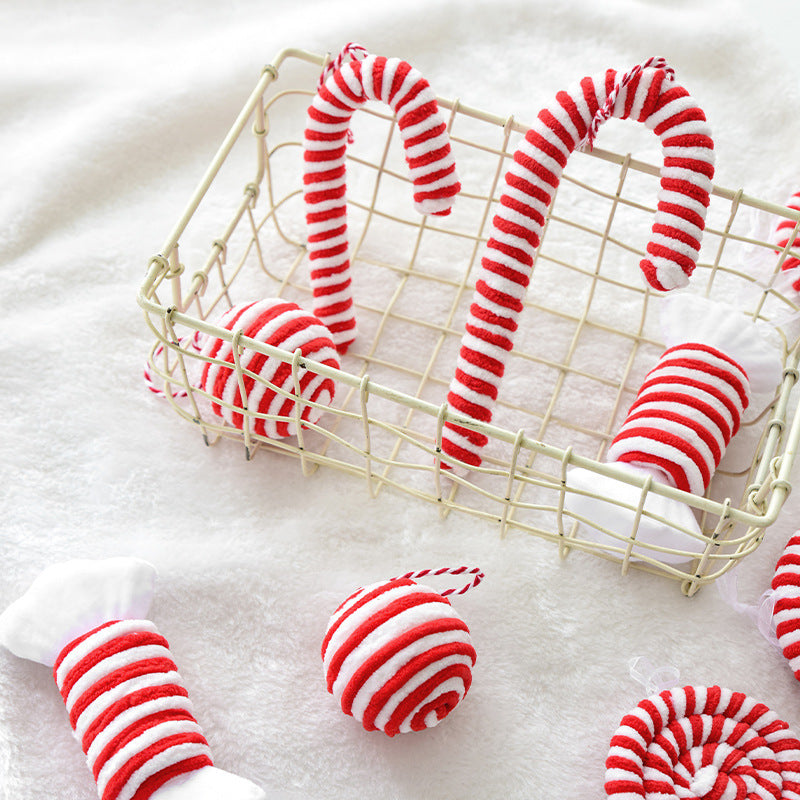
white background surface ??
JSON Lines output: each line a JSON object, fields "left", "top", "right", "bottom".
{"left": 2, "top": 1, "right": 800, "bottom": 798}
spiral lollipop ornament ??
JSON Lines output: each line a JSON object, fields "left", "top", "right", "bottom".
{"left": 322, "top": 567, "right": 481, "bottom": 736}
{"left": 304, "top": 44, "right": 461, "bottom": 353}
{"left": 0, "top": 558, "right": 265, "bottom": 800}
{"left": 441, "top": 58, "right": 714, "bottom": 471}
{"left": 605, "top": 685, "right": 800, "bottom": 799}
{"left": 772, "top": 533, "right": 800, "bottom": 682}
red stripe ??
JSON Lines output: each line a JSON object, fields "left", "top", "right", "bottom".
{"left": 612, "top": 423, "right": 710, "bottom": 489}
{"left": 339, "top": 617, "right": 470, "bottom": 715}
{"left": 100, "top": 733, "right": 209, "bottom": 800}
{"left": 81, "top": 683, "right": 189, "bottom": 753}
{"left": 370, "top": 655, "right": 474, "bottom": 736}
{"left": 325, "top": 592, "right": 450, "bottom": 693}
{"left": 54, "top": 621, "right": 120, "bottom": 677}
{"left": 59, "top": 629, "right": 170, "bottom": 702}
{"left": 128, "top": 754, "right": 213, "bottom": 800}
{"left": 615, "top": 449, "right": 691, "bottom": 492}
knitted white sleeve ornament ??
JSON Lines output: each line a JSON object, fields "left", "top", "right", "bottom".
{"left": 774, "top": 189, "right": 800, "bottom": 290}
{"left": 198, "top": 298, "right": 340, "bottom": 439}
{"left": 304, "top": 44, "right": 460, "bottom": 354}
{"left": 0, "top": 558, "right": 265, "bottom": 800}
{"left": 605, "top": 685, "right": 800, "bottom": 798}
{"left": 441, "top": 58, "right": 715, "bottom": 471}
{"left": 321, "top": 567, "right": 481, "bottom": 736}
{"left": 565, "top": 293, "right": 782, "bottom": 562}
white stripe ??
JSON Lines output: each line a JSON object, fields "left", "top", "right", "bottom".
{"left": 335, "top": 613, "right": 468, "bottom": 703}
{"left": 56, "top": 620, "right": 156, "bottom": 689}
{"left": 607, "top": 433, "right": 705, "bottom": 494}
{"left": 323, "top": 583, "right": 427, "bottom": 673}
{"left": 74, "top": 671, "right": 185, "bottom": 742}
{"left": 85, "top": 695, "right": 195, "bottom": 769}
{"left": 371, "top": 653, "right": 474, "bottom": 733}
{"left": 96, "top": 720, "right": 204, "bottom": 796}
{"left": 114, "top": 741, "right": 214, "bottom": 800}
{"left": 65, "top": 645, "right": 173, "bottom": 714}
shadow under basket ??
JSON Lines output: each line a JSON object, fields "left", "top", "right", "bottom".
{"left": 138, "top": 47, "right": 800, "bottom": 596}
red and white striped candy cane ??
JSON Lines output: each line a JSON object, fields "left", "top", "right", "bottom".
{"left": 772, "top": 533, "right": 800, "bottom": 682}
{"left": 605, "top": 685, "right": 800, "bottom": 798}
{"left": 0, "top": 558, "right": 266, "bottom": 800}
{"left": 304, "top": 46, "right": 460, "bottom": 354}
{"left": 442, "top": 59, "right": 714, "bottom": 470}
{"left": 774, "top": 189, "right": 800, "bottom": 289}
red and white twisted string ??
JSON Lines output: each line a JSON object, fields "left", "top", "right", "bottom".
{"left": 143, "top": 332, "right": 205, "bottom": 398}
{"left": 390, "top": 566, "right": 484, "bottom": 596}
{"left": 304, "top": 48, "right": 460, "bottom": 354}
{"left": 605, "top": 342, "right": 749, "bottom": 495}
{"left": 774, "top": 189, "right": 800, "bottom": 290}
{"left": 53, "top": 619, "right": 213, "bottom": 800}
{"left": 605, "top": 685, "right": 800, "bottom": 798}
{"left": 441, "top": 60, "right": 714, "bottom": 470}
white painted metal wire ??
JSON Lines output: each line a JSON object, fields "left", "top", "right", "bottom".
{"left": 138, "top": 48, "right": 800, "bottom": 595}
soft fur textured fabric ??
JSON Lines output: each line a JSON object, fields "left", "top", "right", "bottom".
{"left": 2, "top": 1, "right": 800, "bottom": 798}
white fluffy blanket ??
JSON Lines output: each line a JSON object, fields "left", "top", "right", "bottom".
{"left": 2, "top": 1, "right": 800, "bottom": 798}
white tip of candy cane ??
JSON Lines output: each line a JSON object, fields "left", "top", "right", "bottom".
{"left": 151, "top": 765, "right": 266, "bottom": 800}
{"left": 660, "top": 293, "right": 783, "bottom": 399}
{"left": 564, "top": 463, "right": 706, "bottom": 564}
{"left": 413, "top": 194, "right": 456, "bottom": 217}
{"left": 0, "top": 557, "right": 156, "bottom": 666}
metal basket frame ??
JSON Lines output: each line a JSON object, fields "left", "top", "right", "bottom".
{"left": 138, "top": 47, "right": 800, "bottom": 595}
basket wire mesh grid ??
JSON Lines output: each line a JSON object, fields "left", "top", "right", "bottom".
{"left": 138, "top": 48, "right": 800, "bottom": 595}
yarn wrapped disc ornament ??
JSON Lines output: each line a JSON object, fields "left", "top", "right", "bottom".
{"left": 772, "top": 532, "right": 800, "bottom": 682}
{"left": 605, "top": 685, "right": 800, "bottom": 799}
{"left": 321, "top": 567, "right": 482, "bottom": 736}
{"left": 198, "top": 298, "right": 340, "bottom": 439}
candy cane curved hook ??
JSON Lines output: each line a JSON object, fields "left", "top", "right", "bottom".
{"left": 442, "top": 59, "right": 714, "bottom": 469}
{"left": 304, "top": 49, "right": 460, "bottom": 354}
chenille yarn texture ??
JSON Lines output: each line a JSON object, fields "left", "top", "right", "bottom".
{"left": 321, "top": 569, "right": 480, "bottom": 736}
{"left": 605, "top": 684, "right": 800, "bottom": 798}
{"left": 198, "top": 298, "right": 339, "bottom": 439}
{"left": 0, "top": 558, "right": 266, "bottom": 800}
{"left": 774, "top": 189, "right": 800, "bottom": 290}
{"left": 304, "top": 47, "right": 461, "bottom": 354}
{"left": 772, "top": 533, "right": 800, "bottom": 683}
{"left": 442, "top": 58, "right": 715, "bottom": 471}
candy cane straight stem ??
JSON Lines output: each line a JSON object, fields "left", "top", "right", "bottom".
{"left": 304, "top": 51, "right": 460, "bottom": 354}
{"left": 442, "top": 62, "right": 714, "bottom": 470}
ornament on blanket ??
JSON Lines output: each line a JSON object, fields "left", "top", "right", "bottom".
{"left": 773, "top": 188, "right": 800, "bottom": 290}
{"left": 321, "top": 566, "right": 482, "bottom": 736}
{"left": 441, "top": 57, "right": 715, "bottom": 470}
{"left": 771, "top": 533, "right": 800, "bottom": 682}
{"left": 605, "top": 684, "right": 800, "bottom": 798}
{"left": 565, "top": 293, "right": 782, "bottom": 562}
{"left": 304, "top": 43, "right": 461, "bottom": 354}
{"left": 197, "top": 298, "right": 339, "bottom": 439}
{"left": 0, "top": 558, "right": 266, "bottom": 800}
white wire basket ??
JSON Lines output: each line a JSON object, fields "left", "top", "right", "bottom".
{"left": 138, "top": 47, "right": 800, "bottom": 595}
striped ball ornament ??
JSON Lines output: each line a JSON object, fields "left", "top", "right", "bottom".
{"left": 774, "top": 189, "right": 800, "bottom": 289}
{"left": 199, "top": 299, "right": 339, "bottom": 439}
{"left": 322, "top": 576, "right": 477, "bottom": 736}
